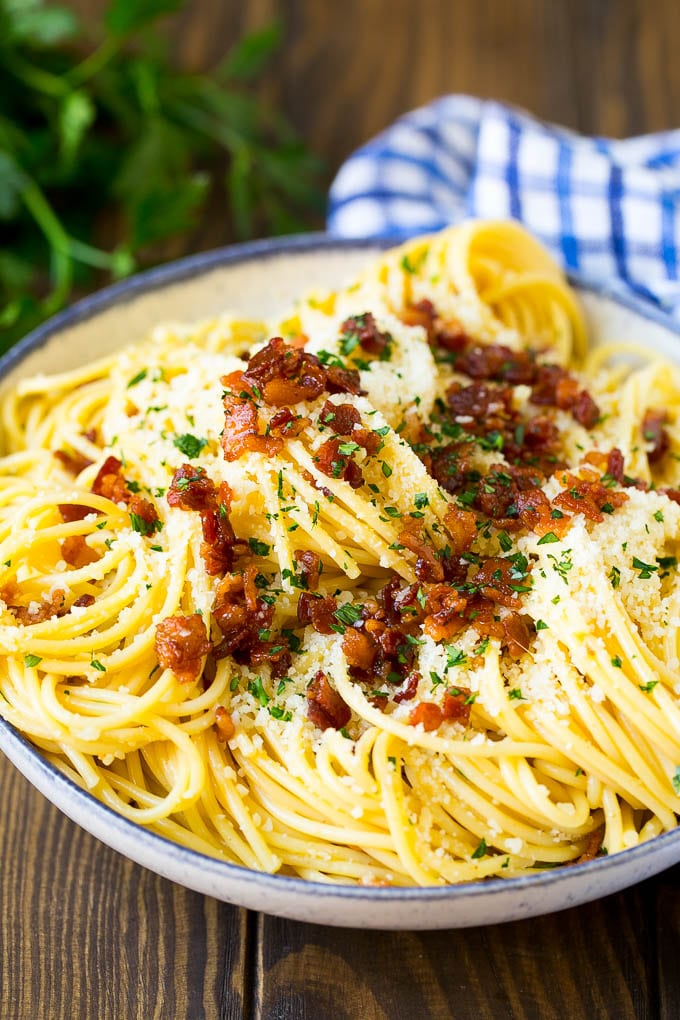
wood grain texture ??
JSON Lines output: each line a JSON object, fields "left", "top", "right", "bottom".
{"left": 0, "top": 756, "right": 249, "bottom": 1020}
{"left": 3, "top": 1, "right": 680, "bottom": 1017}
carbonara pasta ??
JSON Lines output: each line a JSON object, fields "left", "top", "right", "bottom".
{"left": 1, "top": 220, "right": 679, "bottom": 886}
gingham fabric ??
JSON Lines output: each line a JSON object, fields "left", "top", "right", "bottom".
{"left": 327, "top": 95, "right": 680, "bottom": 319}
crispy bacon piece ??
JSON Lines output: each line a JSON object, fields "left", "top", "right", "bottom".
{"left": 339, "top": 312, "right": 391, "bottom": 356}
{"left": 409, "top": 702, "right": 443, "bottom": 731}
{"left": 92, "top": 456, "right": 129, "bottom": 504}
{"left": 128, "top": 494, "right": 160, "bottom": 530}
{"left": 61, "top": 535, "right": 98, "bottom": 568}
{"left": 306, "top": 670, "right": 351, "bottom": 731}
{"left": 53, "top": 448, "right": 93, "bottom": 476}
{"left": 167, "top": 464, "right": 215, "bottom": 510}
{"left": 398, "top": 529, "right": 444, "bottom": 583}
{"left": 212, "top": 573, "right": 272, "bottom": 656}
{"left": 168, "top": 465, "right": 236, "bottom": 574}
{"left": 294, "top": 549, "right": 321, "bottom": 591}
{"left": 319, "top": 400, "right": 361, "bottom": 434}
{"left": 243, "top": 336, "right": 327, "bottom": 406}
{"left": 72, "top": 594, "right": 95, "bottom": 608}
{"left": 222, "top": 388, "right": 283, "bottom": 462}
{"left": 582, "top": 448, "right": 625, "bottom": 484}
{"left": 642, "top": 409, "right": 670, "bottom": 464}
{"left": 59, "top": 503, "right": 95, "bottom": 523}
{"left": 400, "top": 299, "right": 436, "bottom": 336}
{"left": 531, "top": 364, "right": 600, "bottom": 428}
{"left": 393, "top": 671, "right": 420, "bottom": 704}
{"left": 155, "top": 613, "right": 212, "bottom": 684}
{"left": 553, "top": 473, "right": 628, "bottom": 523}
{"left": 470, "top": 558, "right": 523, "bottom": 609}
{"left": 447, "top": 381, "right": 514, "bottom": 425}
{"left": 326, "top": 364, "right": 363, "bottom": 395}
{"left": 342, "top": 627, "right": 378, "bottom": 671}
{"left": 429, "top": 444, "right": 469, "bottom": 494}
{"left": 315, "top": 438, "right": 363, "bottom": 488}
{"left": 214, "top": 706, "right": 235, "bottom": 742}
{"left": 515, "top": 487, "right": 569, "bottom": 537}
{"left": 442, "top": 688, "right": 472, "bottom": 724}
{"left": 297, "top": 592, "right": 338, "bottom": 633}
{"left": 443, "top": 506, "right": 477, "bottom": 556}
{"left": 422, "top": 586, "right": 468, "bottom": 641}
{"left": 10, "top": 588, "right": 67, "bottom": 625}
{"left": 456, "top": 343, "right": 536, "bottom": 384}
{"left": 502, "top": 613, "right": 532, "bottom": 657}
{"left": 268, "top": 407, "right": 309, "bottom": 439}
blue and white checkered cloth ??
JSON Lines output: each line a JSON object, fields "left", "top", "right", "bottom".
{"left": 327, "top": 95, "right": 680, "bottom": 319}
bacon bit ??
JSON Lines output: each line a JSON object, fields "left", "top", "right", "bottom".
{"left": 326, "top": 364, "right": 363, "bottom": 395}
{"left": 409, "top": 702, "right": 443, "bottom": 731}
{"left": 128, "top": 494, "right": 159, "bottom": 530}
{"left": 502, "top": 613, "right": 532, "bottom": 657}
{"left": 297, "top": 592, "right": 337, "bottom": 633}
{"left": 315, "top": 437, "right": 363, "bottom": 488}
{"left": 319, "top": 399, "right": 360, "bottom": 434}
{"left": 91, "top": 455, "right": 128, "bottom": 503}
{"left": 582, "top": 448, "right": 625, "bottom": 484}
{"left": 442, "top": 688, "right": 472, "bottom": 724}
{"left": 398, "top": 529, "right": 444, "bottom": 583}
{"left": 61, "top": 535, "right": 98, "bottom": 568}
{"left": 572, "top": 390, "right": 600, "bottom": 429}
{"left": 268, "top": 407, "right": 309, "bottom": 439}
{"left": 242, "top": 564, "right": 261, "bottom": 613}
{"left": 447, "top": 381, "right": 514, "bottom": 424}
{"left": 167, "top": 464, "right": 216, "bottom": 510}
{"left": 470, "top": 558, "right": 523, "bottom": 609}
{"left": 247, "top": 639, "right": 292, "bottom": 679}
{"left": 306, "top": 669, "right": 351, "bottom": 731}
{"left": 422, "top": 587, "right": 468, "bottom": 642}
{"left": 294, "top": 549, "right": 321, "bottom": 591}
{"left": 531, "top": 364, "right": 600, "bottom": 428}
{"left": 342, "top": 627, "right": 378, "bottom": 671}
{"left": 553, "top": 473, "right": 628, "bottom": 523}
{"left": 443, "top": 506, "right": 477, "bottom": 556}
{"left": 393, "top": 671, "right": 420, "bottom": 703}
{"left": 642, "top": 409, "right": 670, "bottom": 464}
{"left": 571, "top": 824, "right": 605, "bottom": 865}
{"left": 168, "top": 466, "right": 236, "bottom": 574}
{"left": 59, "top": 503, "right": 95, "bottom": 523}
{"left": 429, "top": 444, "right": 469, "bottom": 494}
{"left": 663, "top": 488, "right": 680, "bottom": 505}
{"left": 214, "top": 706, "right": 235, "bottom": 742}
{"left": 72, "top": 594, "right": 95, "bottom": 608}
{"left": 212, "top": 572, "right": 272, "bottom": 658}
{"left": 456, "top": 343, "right": 536, "bottom": 384}
{"left": 10, "top": 588, "right": 67, "bottom": 625}
{"left": 515, "top": 487, "right": 568, "bottom": 537}
{"left": 155, "top": 613, "right": 212, "bottom": 684}
{"left": 243, "top": 336, "right": 327, "bottom": 406}
{"left": 222, "top": 389, "right": 283, "bottom": 462}
{"left": 53, "top": 448, "right": 93, "bottom": 476}
{"left": 400, "top": 299, "right": 436, "bottom": 335}
{"left": 340, "top": 312, "right": 391, "bottom": 356}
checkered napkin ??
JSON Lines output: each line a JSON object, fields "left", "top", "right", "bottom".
{"left": 327, "top": 95, "right": 680, "bottom": 319}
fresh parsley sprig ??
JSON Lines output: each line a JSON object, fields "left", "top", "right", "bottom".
{"left": 0, "top": 0, "right": 323, "bottom": 352}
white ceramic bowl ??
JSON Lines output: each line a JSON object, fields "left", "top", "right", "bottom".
{"left": 2, "top": 234, "right": 680, "bottom": 929}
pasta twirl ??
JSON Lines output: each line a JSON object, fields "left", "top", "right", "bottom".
{"left": 1, "top": 220, "right": 679, "bottom": 886}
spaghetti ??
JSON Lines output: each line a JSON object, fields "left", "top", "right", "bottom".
{"left": 1, "top": 220, "right": 679, "bottom": 885}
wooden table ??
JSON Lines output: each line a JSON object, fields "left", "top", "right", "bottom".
{"left": 3, "top": 2, "right": 680, "bottom": 1016}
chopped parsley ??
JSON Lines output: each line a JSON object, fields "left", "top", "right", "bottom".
{"left": 173, "top": 433, "right": 208, "bottom": 459}
{"left": 248, "top": 538, "right": 271, "bottom": 557}
{"left": 24, "top": 654, "right": 42, "bottom": 668}
{"left": 126, "top": 368, "right": 147, "bottom": 388}
{"left": 471, "top": 838, "right": 487, "bottom": 860}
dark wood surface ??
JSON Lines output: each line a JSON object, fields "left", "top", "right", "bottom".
{"left": 3, "top": 1, "right": 680, "bottom": 1017}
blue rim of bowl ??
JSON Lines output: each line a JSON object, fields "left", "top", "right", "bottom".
{"left": 1, "top": 231, "right": 680, "bottom": 904}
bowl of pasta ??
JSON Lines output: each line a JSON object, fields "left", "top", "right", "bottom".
{"left": 1, "top": 222, "right": 680, "bottom": 929}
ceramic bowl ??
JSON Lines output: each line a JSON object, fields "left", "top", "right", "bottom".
{"left": 2, "top": 234, "right": 680, "bottom": 929}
